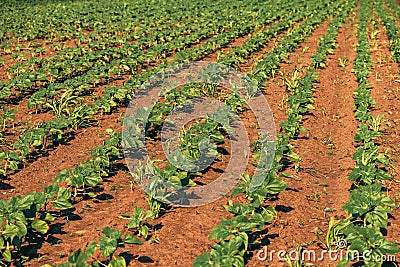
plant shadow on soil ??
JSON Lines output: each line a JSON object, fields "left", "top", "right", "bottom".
{"left": 241, "top": 204, "right": 296, "bottom": 263}
{"left": 244, "top": 228, "right": 279, "bottom": 262}
{"left": 9, "top": 222, "right": 66, "bottom": 266}
{"left": 275, "top": 204, "right": 294, "bottom": 213}
{"left": 0, "top": 94, "right": 25, "bottom": 106}
{"left": 0, "top": 180, "right": 14, "bottom": 190}
{"left": 20, "top": 131, "right": 78, "bottom": 165}
{"left": 118, "top": 252, "right": 155, "bottom": 265}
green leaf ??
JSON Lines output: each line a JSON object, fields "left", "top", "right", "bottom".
{"left": 108, "top": 257, "right": 126, "bottom": 267}
{"left": 84, "top": 174, "right": 102, "bottom": 187}
{"left": 261, "top": 206, "right": 277, "bottom": 223}
{"left": 99, "top": 236, "right": 118, "bottom": 258}
{"left": 44, "top": 212, "right": 56, "bottom": 222}
{"left": 230, "top": 183, "right": 246, "bottom": 199}
{"left": 32, "top": 139, "right": 43, "bottom": 147}
{"left": 67, "top": 249, "right": 89, "bottom": 265}
{"left": 365, "top": 206, "right": 388, "bottom": 228}
{"left": 287, "top": 151, "right": 301, "bottom": 162}
{"left": 15, "top": 220, "right": 28, "bottom": 238}
{"left": 280, "top": 172, "right": 294, "bottom": 179}
{"left": 55, "top": 169, "right": 70, "bottom": 182}
{"left": 2, "top": 224, "right": 19, "bottom": 239}
{"left": 379, "top": 238, "right": 400, "bottom": 254}
{"left": 264, "top": 179, "right": 288, "bottom": 194}
{"left": 85, "top": 241, "right": 98, "bottom": 257}
{"left": 148, "top": 111, "right": 162, "bottom": 124}
{"left": 2, "top": 249, "right": 11, "bottom": 262}
{"left": 9, "top": 160, "right": 19, "bottom": 171}
{"left": 139, "top": 225, "right": 148, "bottom": 239}
{"left": 237, "top": 232, "right": 249, "bottom": 251}
{"left": 102, "top": 227, "right": 123, "bottom": 239}
{"left": 193, "top": 252, "right": 212, "bottom": 267}
{"left": 124, "top": 234, "right": 143, "bottom": 244}
{"left": 53, "top": 198, "right": 72, "bottom": 209}
{"left": 168, "top": 175, "right": 182, "bottom": 186}
{"left": 127, "top": 218, "right": 140, "bottom": 229}
{"left": 299, "top": 125, "right": 308, "bottom": 132}
{"left": 15, "top": 193, "right": 34, "bottom": 210}
{"left": 209, "top": 224, "right": 231, "bottom": 241}
{"left": 58, "top": 187, "right": 71, "bottom": 199}
{"left": 44, "top": 183, "right": 59, "bottom": 198}
{"left": 32, "top": 220, "right": 49, "bottom": 234}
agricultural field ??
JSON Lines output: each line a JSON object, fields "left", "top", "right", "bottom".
{"left": 1, "top": 0, "right": 400, "bottom": 266}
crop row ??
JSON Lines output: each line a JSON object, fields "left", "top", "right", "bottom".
{"left": 0, "top": 0, "right": 317, "bottom": 264}
{"left": 217, "top": 0, "right": 330, "bottom": 68}
{"left": 3, "top": 0, "right": 399, "bottom": 266}
{"left": 329, "top": 1, "right": 399, "bottom": 266}
{"left": 194, "top": 0, "right": 355, "bottom": 265}
{"left": 376, "top": 0, "right": 400, "bottom": 64}
{"left": 0, "top": 1, "right": 263, "bottom": 102}
{"left": 0, "top": 0, "right": 232, "bottom": 43}
{"left": 46, "top": 0, "right": 356, "bottom": 265}
{"left": 0, "top": 0, "right": 314, "bottom": 180}
{"left": 117, "top": 0, "right": 338, "bottom": 205}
